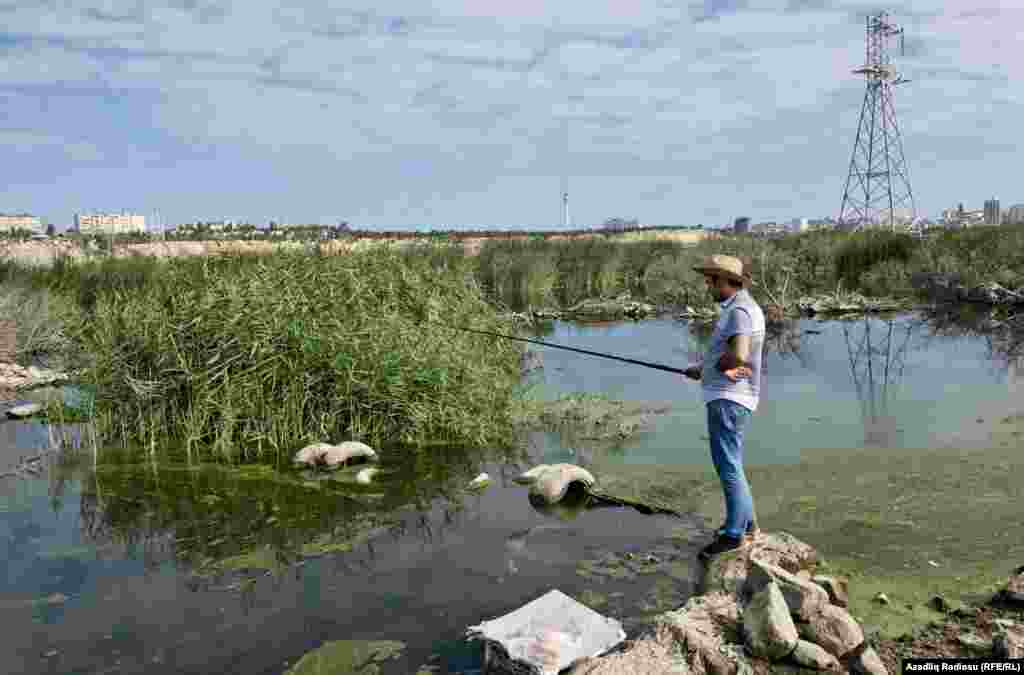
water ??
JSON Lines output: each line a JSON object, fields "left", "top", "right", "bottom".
{"left": 1, "top": 307, "right": 1021, "bottom": 675}
{"left": 524, "top": 309, "right": 1024, "bottom": 464}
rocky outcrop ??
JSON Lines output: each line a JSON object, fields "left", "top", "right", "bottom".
{"left": 567, "top": 532, "right": 887, "bottom": 675}
{"left": 702, "top": 531, "right": 819, "bottom": 597}
{"left": 743, "top": 581, "right": 799, "bottom": 660}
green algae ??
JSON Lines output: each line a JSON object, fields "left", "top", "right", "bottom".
{"left": 283, "top": 639, "right": 405, "bottom": 675}
{"left": 576, "top": 589, "right": 609, "bottom": 610}
{"left": 588, "top": 438, "right": 1024, "bottom": 639}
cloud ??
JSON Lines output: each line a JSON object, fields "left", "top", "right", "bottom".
{"left": 0, "top": 0, "right": 1021, "bottom": 227}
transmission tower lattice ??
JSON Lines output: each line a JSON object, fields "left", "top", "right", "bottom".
{"left": 838, "top": 11, "right": 915, "bottom": 232}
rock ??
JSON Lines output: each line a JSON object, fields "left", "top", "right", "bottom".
{"left": 283, "top": 640, "right": 405, "bottom": 675}
{"left": 789, "top": 639, "right": 840, "bottom": 671}
{"left": 927, "top": 595, "right": 950, "bottom": 613}
{"left": 745, "top": 561, "right": 828, "bottom": 621}
{"left": 956, "top": 632, "right": 990, "bottom": 654}
{"left": 565, "top": 628, "right": 689, "bottom": 674}
{"left": 293, "top": 441, "right": 377, "bottom": 469}
{"left": 993, "top": 623, "right": 1024, "bottom": 658}
{"left": 526, "top": 464, "right": 597, "bottom": 505}
{"left": 355, "top": 467, "right": 379, "bottom": 485}
{"left": 656, "top": 592, "right": 751, "bottom": 675}
{"left": 703, "top": 531, "right": 819, "bottom": 598}
{"left": 811, "top": 576, "right": 849, "bottom": 608}
{"left": 846, "top": 645, "right": 888, "bottom": 675}
{"left": 1001, "top": 568, "right": 1024, "bottom": 605}
{"left": 742, "top": 581, "right": 799, "bottom": 660}
{"left": 6, "top": 403, "right": 43, "bottom": 419}
{"left": 797, "top": 604, "right": 864, "bottom": 659}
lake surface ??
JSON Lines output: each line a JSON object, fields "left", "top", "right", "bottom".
{"left": 1, "top": 307, "right": 1020, "bottom": 675}
{"left": 524, "top": 309, "right": 1024, "bottom": 465}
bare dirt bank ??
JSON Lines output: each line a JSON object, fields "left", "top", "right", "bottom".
{"left": 0, "top": 230, "right": 710, "bottom": 267}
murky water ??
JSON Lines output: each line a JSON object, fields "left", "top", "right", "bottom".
{"left": 1, "top": 306, "right": 1021, "bottom": 675}
{"left": 525, "top": 309, "right": 1024, "bottom": 465}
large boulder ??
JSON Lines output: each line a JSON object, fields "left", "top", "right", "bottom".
{"left": 703, "top": 532, "right": 819, "bottom": 597}
{"left": 997, "top": 566, "right": 1024, "bottom": 606}
{"left": 789, "top": 639, "right": 840, "bottom": 671}
{"left": 745, "top": 561, "right": 828, "bottom": 621}
{"left": 845, "top": 644, "right": 888, "bottom": 675}
{"left": 742, "top": 581, "right": 799, "bottom": 660}
{"left": 811, "top": 576, "right": 849, "bottom": 608}
{"left": 566, "top": 628, "right": 689, "bottom": 675}
{"left": 993, "top": 623, "right": 1024, "bottom": 658}
{"left": 796, "top": 604, "right": 864, "bottom": 659}
{"left": 656, "top": 592, "right": 751, "bottom": 675}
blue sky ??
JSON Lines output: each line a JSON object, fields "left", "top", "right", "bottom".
{"left": 0, "top": 1, "right": 1020, "bottom": 230}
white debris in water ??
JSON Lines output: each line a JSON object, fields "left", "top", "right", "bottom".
{"left": 468, "top": 473, "right": 491, "bottom": 490}
{"left": 466, "top": 589, "right": 625, "bottom": 675}
{"left": 355, "top": 467, "right": 380, "bottom": 484}
{"left": 6, "top": 403, "right": 43, "bottom": 419}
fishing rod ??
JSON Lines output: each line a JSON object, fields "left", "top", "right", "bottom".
{"left": 425, "top": 320, "right": 689, "bottom": 376}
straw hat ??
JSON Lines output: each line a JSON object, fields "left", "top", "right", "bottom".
{"left": 692, "top": 254, "right": 752, "bottom": 286}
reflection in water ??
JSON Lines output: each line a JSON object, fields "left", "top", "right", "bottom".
{"left": 58, "top": 444, "right": 511, "bottom": 582}
{"left": 840, "top": 316, "right": 916, "bottom": 447}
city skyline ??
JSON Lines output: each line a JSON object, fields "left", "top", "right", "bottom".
{"left": 1, "top": 2, "right": 1021, "bottom": 228}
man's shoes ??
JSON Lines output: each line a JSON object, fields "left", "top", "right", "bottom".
{"left": 699, "top": 533, "right": 745, "bottom": 562}
{"left": 715, "top": 521, "right": 760, "bottom": 541}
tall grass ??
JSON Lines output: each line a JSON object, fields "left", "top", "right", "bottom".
{"left": 58, "top": 246, "right": 522, "bottom": 459}
{"left": 473, "top": 238, "right": 701, "bottom": 311}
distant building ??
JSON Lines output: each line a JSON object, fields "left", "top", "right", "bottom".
{"left": 1005, "top": 204, "right": 1024, "bottom": 225}
{"left": 733, "top": 217, "right": 750, "bottom": 234}
{"left": 984, "top": 198, "right": 1001, "bottom": 225}
{"left": 0, "top": 213, "right": 43, "bottom": 233}
{"left": 75, "top": 212, "right": 145, "bottom": 235}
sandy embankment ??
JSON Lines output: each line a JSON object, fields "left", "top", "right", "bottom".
{"left": 0, "top": 230, "right": 710, "bottom": 267}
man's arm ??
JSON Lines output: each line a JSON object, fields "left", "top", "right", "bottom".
{"left": 717, "top": 333, "right": 751, "bottom": 372}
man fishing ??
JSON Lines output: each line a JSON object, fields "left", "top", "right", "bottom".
{"left": 683, "top": 255, "right": 766, "bottom": 561}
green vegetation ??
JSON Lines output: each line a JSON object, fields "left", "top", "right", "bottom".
{"left": 5, "top": 247, "right": 522, "bottom": 456}
{"left": 2, "top": 224, "right": 1022, "bottom": 460}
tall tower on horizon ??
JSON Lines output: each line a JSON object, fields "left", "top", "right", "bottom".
{"left": 838, "top": 11, "right": 915, "bottom": 232}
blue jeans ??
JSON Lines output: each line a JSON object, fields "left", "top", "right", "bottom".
{"left": 706, "top": 399, "right": 754, "bottom": 539}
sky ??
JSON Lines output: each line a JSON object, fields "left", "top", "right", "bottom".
{"left": 0, "top": 1, "right": 1021, "bottom": 231}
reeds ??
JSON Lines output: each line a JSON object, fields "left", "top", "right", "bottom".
{"left": 59, "top": 246, "right": 522, "bottom": 458}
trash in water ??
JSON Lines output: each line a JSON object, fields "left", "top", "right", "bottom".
{"left": 466, "top": 589, "right": 625, "bottom": 675}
